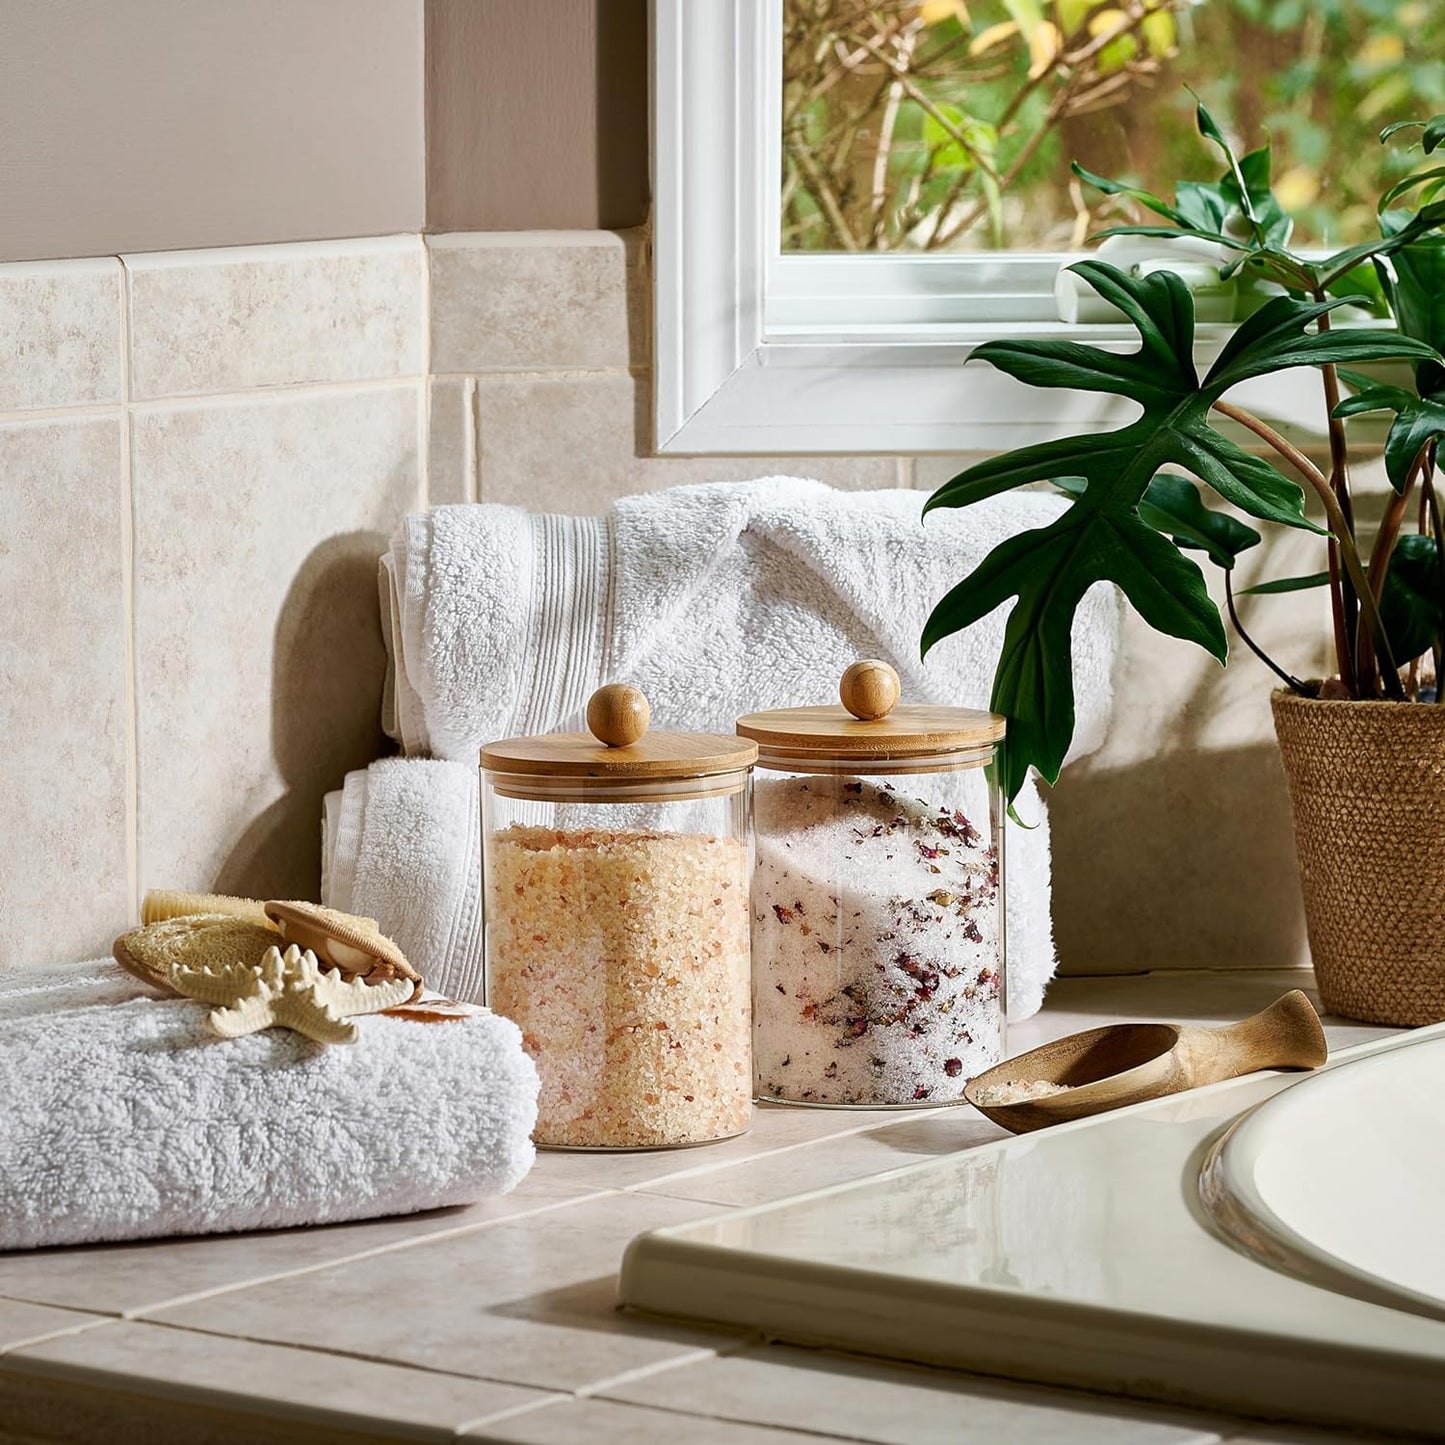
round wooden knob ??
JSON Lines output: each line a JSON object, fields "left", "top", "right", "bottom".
{"left": 839, "top": 660, "right": 900, "bottom": 721}
{"left": 587, "top": 684, "right": 651, "bottom": 747}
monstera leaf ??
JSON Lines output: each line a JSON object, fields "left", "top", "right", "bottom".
{"left": 922, "top": 261, "right": 1439, "bottom": 803}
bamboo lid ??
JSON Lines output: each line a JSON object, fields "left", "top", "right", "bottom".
{"left": 737, "top": 660, "right": 1005, "bottom": 761}
{"left": 481, "top": 684, "right": 758, "bottom": 785}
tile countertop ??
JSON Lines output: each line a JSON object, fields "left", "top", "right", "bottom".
{"left": 0, "top": 969, "right": 1405, "bottom": 1445}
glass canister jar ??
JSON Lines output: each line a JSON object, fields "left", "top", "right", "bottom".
{"left": 738, "top": 661, "right": 1006, "bottom": 1108}
{"left": 481, "top": 685, "right": 757, "bottom": 1150}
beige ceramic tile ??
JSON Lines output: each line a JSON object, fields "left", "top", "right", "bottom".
{"left": 634, "top": 1108, "right": 1006, "bottom": 1209}
{"left": 602, "top": 1343, "right": 1223, "bottom": 1445}
{"left": 10, "top": 1321, "right": 552, "bottom": 1442}
{"left": 131, "top": 387, "right": 420, "bottom": 901}
{"left": 0, "top": 1177, "right": 586, "bottom": 1317}
{"left": 1024, "top": 969, "right": 1398, "bottom": 1053}
{"left": 0, "top": 258, "right": 123, "bottom": 411}
{"left": 474, "top": 372, "right": 906, "bottom": 510}
{"left": 0, "top": 1300, "right": 101, "bottom": 1353}
{"left": 1051, "top": 514, "right": 1332, "bottom": 976}
{"left": 0, "top": 417, "right": 130, "bottom": 966}
{"left": 149, "top": 1192, "right": 743, "bottom": 1392}
{"left": 428, "top": 231, "right": 646, "bottom": 374}
{"left": 529, "top": 1101, "right": 914, "bottom": 1194}
{"left": 126, "top": 237, "right": 425, "bottom": 399}
{"left": 427, "top": 376, "right": 477, "bottom": 505}
{"left": 464, "top": 1397, "right": 840, "bottom": 1444}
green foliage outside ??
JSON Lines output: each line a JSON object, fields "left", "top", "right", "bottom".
{"left": 783, "top": 0, "right": 1445, "bottom": 252}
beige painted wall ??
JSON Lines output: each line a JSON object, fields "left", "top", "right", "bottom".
{"left": 425, "top": 0, "right": 649, "bottom": 232}
{"left": 0, "top": 0, "right": 425, "bottom": 262}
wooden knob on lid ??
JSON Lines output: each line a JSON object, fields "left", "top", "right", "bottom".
{"left": 587, "top": 684, "right": 651, "bottom": 747}
{"left": 839, "top": 660, "right": 901, "bottom": 721}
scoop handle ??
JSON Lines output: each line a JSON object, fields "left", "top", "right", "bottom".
{"left": 1175, "top": 989, "right": 1328, "bottom": 1088}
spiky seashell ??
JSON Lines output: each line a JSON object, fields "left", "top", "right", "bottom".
{"left": 169, "top": 944, "right": 416, "bottom": 1045}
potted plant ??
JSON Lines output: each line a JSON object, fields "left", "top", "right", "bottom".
{"left": 923, "top": 103, "right": 1445, "bottom": 1025}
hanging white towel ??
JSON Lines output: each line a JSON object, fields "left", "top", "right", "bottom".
{"left": 0, "top": 959, "right": 537, "bottom": 1251}
{"left": 322, "top": 757, "right": 484, "bottom": 1003}
{"left": 381, "top": 479, "right": 1123, "bottom": 1019}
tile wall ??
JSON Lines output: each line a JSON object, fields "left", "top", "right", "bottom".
{"left": 0, "top": 228, "right": 1334, "bottom": 974}
{"left": 0, "top": 231, "right": 902, "bottom": 969}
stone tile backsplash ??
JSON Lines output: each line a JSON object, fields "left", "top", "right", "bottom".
{"left": 0, "top": 229, "right": 1323, "bottom": 973}
{"left": 0, "top": 231, "right": 909, "bottom": 967}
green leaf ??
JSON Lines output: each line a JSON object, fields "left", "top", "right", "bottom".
{"left": 1383, "top": 116, "right": 1445, "bottom": 155}
{"left": 1379, "top": 533, "right": 1442, "bottom": 664}
{"left": 1378, "top": 165, "right": 1445, "bottom": 213}
{"left": 921, "top": 501, "right": 1223, "bottom": 800}
{"left": 1071, "top": 163, "right": 1188, "bottom": 226}
{"left": 1319, "top": 201, "right": 1445, "bottom": 289}
{"left": 1323, "top": 262, "right": 1387, "bottom": 316}
{"left": 1331, "top": 381, "right": 1445, "bottom": 491}
{"left": 924, "top": 262, "right": 1445, "bottom": 802}
{"left": 1238, "top": 572, "right": 1330, "bottom": 596}
{"left": 1090, "top": 223, "right": 1245, "bottom": 253}
{"left": 1205, "top": 294, "right": 1437, "bottom": 389}
{"left": 1193, "top": 100, "right": 1264, "bottom": 236}
{"left": 1381, "top": 235, "right": 1445, "bottom": 353}
{"left": 1137, "top": 473, "right": 1261, "bottom": 570}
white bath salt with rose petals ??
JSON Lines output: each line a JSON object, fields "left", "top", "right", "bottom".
{"left": 752, "top": 776, "right": 1003, "bottom": 1106}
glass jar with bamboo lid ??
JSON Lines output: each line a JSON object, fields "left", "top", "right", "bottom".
{"left": 481, "top": 685, "right": 757, "bottom": 1150}
{"left": 737, "top": 661, "right": 1006, "bottom": 1108}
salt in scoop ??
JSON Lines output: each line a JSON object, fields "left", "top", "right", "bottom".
{"left": 964, "top": 989, "right": 1328, "bottom": 1134}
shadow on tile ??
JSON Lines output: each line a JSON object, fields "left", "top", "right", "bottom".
{"left": 1050, "top": 743, "right": 1307, "bottom": 977}
{"left": 216, "top": 531, "right": 395, "bottom": 900}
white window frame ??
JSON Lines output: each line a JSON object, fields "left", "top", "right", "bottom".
{"left": 651, "top": 0, "right": 1379, "bottom": 457}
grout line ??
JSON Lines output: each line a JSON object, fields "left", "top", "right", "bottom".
{"left": 418, "top": 375, "right": 431, "bottom": 511}
{"left": 614, "top": 1113, "right": 931, "bottom": 1194}
{"left": 125, "top": 375, "right": 430, "bottom": 414}
{"left": 574, "top": 1333, "right": 756, "bottom": 1400}
{"left": 418, "top": 240, "right": 433, "bottom": 510}
{"left": 0, "top": 1316, "right": 115, "bottom": 1360}
{"left": 123, "top": 1190, "right": 617, "bottom": 1321}
{"left": 117, "top": 260, "right": 139, "bottom": 924}
{"left": 0, "top": 402, "right": 124, "bottom": 426}
{"left": 465, "top": 377, "right": 480, "bottom": 504}
{"left": 428, "top": 366, "right": 644, "bottom": 384}
{"left": 452, "top": 1390, "right": 573, "bottom": 1437}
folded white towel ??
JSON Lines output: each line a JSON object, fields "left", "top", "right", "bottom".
{"left": 322, "top": 758, "right": 484, "bottom": 1003}
{"left": 0, "top": 960, "right": 537, "bottom": 1250}
{"left": 382, "top": 479, "right": 1122, "bottom": 1019}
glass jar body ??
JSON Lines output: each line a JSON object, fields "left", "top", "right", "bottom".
{"left": 750, "top": 752, "right": 1005, "bottom": 1107}
{"left": 482, "top": 776, "right": 753, "bottom": 1149}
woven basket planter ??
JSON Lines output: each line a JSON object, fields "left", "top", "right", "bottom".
{"left": 1272, "top": 690, "right": 1445, "bottom": 1026}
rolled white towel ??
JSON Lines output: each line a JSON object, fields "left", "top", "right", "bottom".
{"left": 322, "top": 758, "right": 483, "bottom": 1003}
{"left": 0, "top": 959, "right": 536, "bottom": 1250}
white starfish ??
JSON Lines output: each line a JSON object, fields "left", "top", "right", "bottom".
{"left": 168, "top": 944, "right": 415, "bottom": 1044}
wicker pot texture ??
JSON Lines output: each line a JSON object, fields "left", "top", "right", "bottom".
{"left": 1272, "top": 690, "right": 1445, "bottom": 1026}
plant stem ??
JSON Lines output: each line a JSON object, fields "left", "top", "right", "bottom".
{"left": 1358, "top": 461, "right": 1424, "bottom": 697}
{"left": 1425, "top": 463, "right": 1445, "bottom": 701}
{"left": 1213, "top": 399, "right": 1404, "bottom": 698}
{"left": 1314, "top": 310, "right": 1360, "bottom": 692}
{"left": 1224, "top": 570, "right": 1308, "bottom": 693}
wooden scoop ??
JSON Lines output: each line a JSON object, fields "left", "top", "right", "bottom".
{"left": 963, "top": 990, "right": 1328, "bottom": 1135}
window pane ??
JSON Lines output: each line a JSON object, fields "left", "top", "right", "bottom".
{"left": 780, "top": 0, "right": 1445, "bottom": 253}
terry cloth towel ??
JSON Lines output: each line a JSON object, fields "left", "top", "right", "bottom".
{"left": 322, "top": 758, "right": 484, "bottom": 1003}
{"left": 0, "top": 959, "right": 537, "bottom": 1251}
{"left": 381, "top": 479, "right": 1123, "bottom": 1019}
